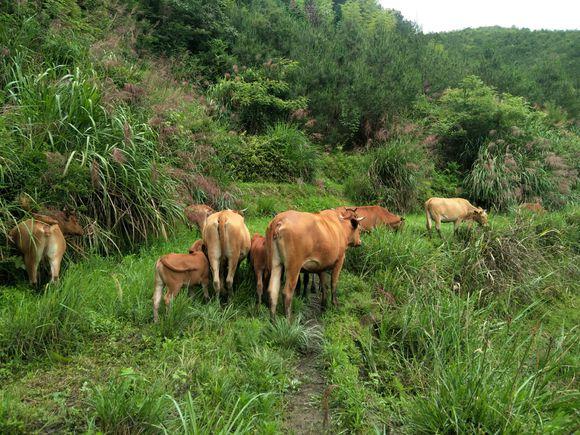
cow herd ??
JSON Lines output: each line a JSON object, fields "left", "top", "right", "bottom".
{"left": 5, "top": 197, "right": 495, "bottom": 321}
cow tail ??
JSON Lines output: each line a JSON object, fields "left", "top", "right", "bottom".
{"left": 218, "top": 214, "right": 227, "bottom": 260}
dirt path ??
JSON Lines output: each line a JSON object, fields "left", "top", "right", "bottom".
{"left": 282, "top": 292, "right": 329, "bottom": 434}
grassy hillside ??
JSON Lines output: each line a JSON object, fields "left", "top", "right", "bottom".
{"left": 1, "top": 1, "right": 579, "bottom": 433}
{"left": 1, "top": 184, "right": 579, "bottom": 432}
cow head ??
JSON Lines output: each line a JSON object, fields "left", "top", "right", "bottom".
{"left": 60, "top": 210, "right": 84, "bottom": 236}
{"left": 471, "top": 208, "right": 488, "bottom": 226}
{"left": 188, "top": 239, "right": 205, "bottom": 254}
{"left": 339, "top": 209, "right": 365, "bottom": 247}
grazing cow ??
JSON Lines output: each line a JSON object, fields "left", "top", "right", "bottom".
{"left": 335, "top": 205, "right": 404, "bottom": 232}
{"left": 184, "top": 204, "right": 215, "bottom": 231}
{"left": 152, "top": 240, "right": 209, "bottom": 322}
{"left": 8, "top": 212, "right": 84, "bottom": 285}
{"left": 266, "top": 209, "right": 364, "bottom": 319}
{"left": 249, "top": 233, "right": 270, "bottom": 308}
{"left": 202, "top": 210, "right": 251, "bottom": 299}
{"left": 425, "top": 197, "right": 488, "bottom": 237}
{"left": 519, "top": 202, "right": 545, "bottom": 214}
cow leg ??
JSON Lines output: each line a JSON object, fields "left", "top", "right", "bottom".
{"left": 434, "top": 216, "right": 443, "bottom": 238}
{"left": 152, "top": 270, "right": 164, "bottom": 323}
{"left": 201, "top": 277, "right": 210, "bottom": 302}
{"left": 330, "top": 256, "right": 346, "bottom": 307}
{"left": 225, "top": 253, "right": 239, "bottom": 300}
{"left": 319, "top": 272, "right": 329, "bottom": 310}
{"left": 256, "top": 270, "right": 264, "bottom": 308}
{"left": 453, "top": 218, "right": 462, "bottom": 235}
{"left": 209, "top": 257, "right": 221, "bottom": 299}
{"left": 24, "top": 254, "right": 40, "bottom": 286}
{"left": 426, "top": 209, "right": 432, "bottom": 238}
{"left": 302, "top": 272, "right": 310, "bottom": 298}
{"left": 283, "top": 266, "right": 301, "bottom": 320}
{"left": 268, "top": 264, "right": 283, "bottom": 319}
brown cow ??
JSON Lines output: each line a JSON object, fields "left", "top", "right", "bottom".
{"left": 184, "top": 204, "right": 215, "bottom": 231}
{"left": 249, "top": 233, "right": 270, "bottom": 308}
{"left": 202, "top": 210, "right": 251, "bottom": 299}
{"left": 152, "top": 240, "right": 209, "bottom": 322}
{"left": 425, "top": 197, "right": 488, "bottom": 237}
{"left": 519, "top": 202, "right": 545, "bottom": 213}
{"left": 335, "top": 206, "right": 404, "bottom": 232}
{"left": 265, "top": 209, "right": 364, "bottom": 319}
{"left": 8, "top": 213, "right": 84, "bottom": 285}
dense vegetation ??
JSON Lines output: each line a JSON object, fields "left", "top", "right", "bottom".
{"left": 0, "top": 0, "right": 578, "bottom": 432}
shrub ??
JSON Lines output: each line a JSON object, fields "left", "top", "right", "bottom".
{"left": 344, "top": 139, "right": 432, "bottom": 212}
{"left": 232, "top": 124, "right": 318, "bottom": 183}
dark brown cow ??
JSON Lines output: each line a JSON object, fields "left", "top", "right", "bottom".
{"left": 335, "top": 206, "right": 404, "bottom": 232}
{"left": 152, "top": 240, "right": 209, "bottom": 322}
{"left": 9, "top": 212, "right": 83, "bottom": 285}
{"left": 184, "top": 204, "right": 215, "bottom": 231}
{"left": 265, "top": 209, "right": 364, "bottom": 319}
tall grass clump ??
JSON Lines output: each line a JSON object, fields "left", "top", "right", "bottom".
{"left": 86, "top": 368, "right": 170, "bottom": 434}
{"left": 263, "top": 316, "right": 322, "bottom": 353}
{"left": 0, "top": 285, "right": 86, "bottom": 360}
{"left": 1, "top": 60, "right": 183, "bottom": 252}
{"left": 399, "top": 299, "right": 578, "bottom": 433}
{"left": 164, "top": 392, "right": 267, "bottom": 434}
{"left": 345, "top": 139, "right": 432, "bottom": 212}
{"left": 231, "top": 123, "right": 318, "bottom": 183}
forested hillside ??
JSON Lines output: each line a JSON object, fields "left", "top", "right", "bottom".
{"left": 430, "top": 27, "right": 580, "bottom": 117}
{"left": 0, "top": 1, "right": 579, "bottom": 432}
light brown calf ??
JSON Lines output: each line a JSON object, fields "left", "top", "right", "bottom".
{"left": 202, "top": 210, "right": 251, "bottom": 299}
{"left": 266, "top": 209, "right": 364, "bottom": 319}
{"left": 425, "top": 197, "right": 488, "bottom": 237}
{"left": 152, "top": 241, "right": 209, "bottom": 322}
{"left": 9, "top": 213, "right": 83, "bottom": 285}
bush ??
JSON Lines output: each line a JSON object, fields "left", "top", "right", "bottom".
{"left": 344, "top": 139, "right": 432, "bottom": 212}
{"left": 231, "top": 124, "right": 318, "bottom": 182}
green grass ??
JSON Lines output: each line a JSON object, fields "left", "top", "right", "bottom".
{"left": 1, "top": 195, "right": 577, "bottom": 433}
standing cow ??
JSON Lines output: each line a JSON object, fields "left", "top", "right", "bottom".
{"left": 202, "top": 210, "right": 251, "bottom": 299}
{"left": 335, "top": 205, "right": 404, "bottom": 232}
{"left": 266, "top": 209, "right": 364, "bottom": 319}
{"left": 425, "top": 197, "right": 488, "bottom": 237}
{"left": 9, "top": 212, "right": 84, "bottom": 285}
{"left": 152, "top": 240, "right": 209, "bottom": 322}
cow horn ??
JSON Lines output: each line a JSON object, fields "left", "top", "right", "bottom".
{"left": 356, "top": 216, "right": 365, "bottom": 221}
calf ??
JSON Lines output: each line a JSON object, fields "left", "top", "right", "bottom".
{"left": 202, "top": 210, "right": 251, "bottom": 299}
{"left": 9, "top": 212, "right": 83, "bottom": 285}
{"left": 425, "top": 197, "right": 488, "bottom": 237}
{"left": 153, "top": 240, "right": 209, "bottom": 322}
{"left": 249, "top": 233, "right": 269, "bottom": 308}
